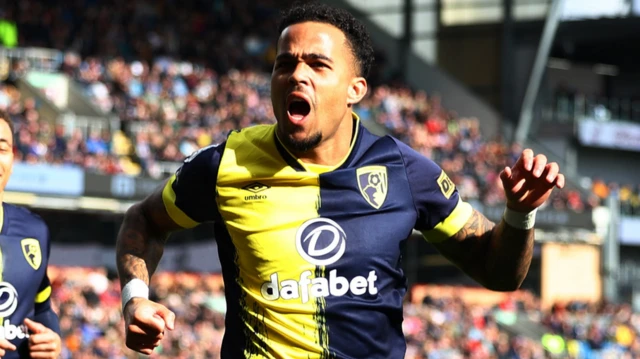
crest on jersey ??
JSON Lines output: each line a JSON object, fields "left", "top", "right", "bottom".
{"left": 356, "top": 166, "right": 388, "bottom": 209}
{"left": 437, "top": 170, "right": 455, "bottom": 199}
{"left": 21, "top": 238, "right": 41, "bottom": 270}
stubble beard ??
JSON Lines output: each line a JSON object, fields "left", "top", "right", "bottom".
{"left": 281, "top": 131, "right": 323, "bottom": 154}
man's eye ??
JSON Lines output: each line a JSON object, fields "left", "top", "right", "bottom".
{"left": 275, "top": 62, "right": 291, "bottom": 69}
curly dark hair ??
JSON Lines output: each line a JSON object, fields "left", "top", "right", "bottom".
{"left": 277, "top": 1, "right": 375, "bottom": 79}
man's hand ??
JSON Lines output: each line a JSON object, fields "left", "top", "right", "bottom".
{"left": 0, "top": 337, "right": 16, "bottom": 358}
{"left": 124, "top": 297, "right": 175, "bottom": 355}
{"left": 500, "top": 149, "right": 565, "bottom": 212}
{"left": 24, "top": 318, "right": 61, "bottom": 359}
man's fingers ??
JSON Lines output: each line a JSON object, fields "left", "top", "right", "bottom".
{"left": 531, "top": 154, "right": 547, "bottom": 178}
{"left": 24, "top": 318, "right": 47, "bottom": 334}
{"left": 544, "top": 162, "right": 559, "bottom": 184}
{"left": 0, "top": 338, "right": 16, "bottom": 351}
{"left": 556, "top": 174, "right": 565, "bottom": 189}
{"left": 126, "top": 329, "right": 165, "bottom": 354}
{"left": 0, "top": 338, "right": 17, "bottom": 358}
{"left": 127, "top": 325, "right": 164, "bottom": 341}
{"left": 500, "top": 166, "right": 512, "bottom": 185}
{"left": 536, "top": 162, "right": 563, "bottom": 189}
{"left": 515, "top": 149, "right": 534, "bottom": 171}
{"left": 29, "top": 343, "right": 61, "bottom": 356}
{"left": 26, "top": 352, "right": 55, "bottom": 359}
{"left": 138, "top": 348, "right": 154, "bottom": 356}
{"left": 127, "top": 342, "right": 159, "bottom": 356}
{"left": 131, "top": 311, "right": 166, "bottom": 335}
{"left": 29, "top": 342, "right": 56, "bottom": 352}
{"left": 156, "top": 307, "right": 176, "bottom": 331}
{"left": 29, "top": 332, "right": 57, "bottom": 345}
{"left": 127, "top": 342, "right": 157, "bottom": 356}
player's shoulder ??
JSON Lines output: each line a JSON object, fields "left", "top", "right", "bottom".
{"left": 350, "top": 122, "right": 401, "bottom": 157}
{"left": 4, "top": 203, "right": 44, "bottom": 224}
{"left": 375, "top": 134, "right": 450, "bottom": 197}
{"left": 2, "top": 203, "right": 48, "bottom": 238}
{"left": 225, "top": 124, "right": 275, "bottom": 149}
{"left": 179, "top": 139, "right": 228, "bottom": 178}
{"left": 345, "top": 123, "right": 429, "bottom": 172}
{"left": 360, "top": 128, "right": 441, "bottom": 173}
{"left": 388, "top": 136, "right": 442, "bottom": 172}
{"left": 183, "top": 125, "right": 274, "bottom": 165}
{"left": 183, "top": 142, "right": 225, "bottom": 164}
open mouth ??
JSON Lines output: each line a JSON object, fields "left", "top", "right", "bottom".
{"left": 287, "top": 97, "right": 311, "bottom": 123}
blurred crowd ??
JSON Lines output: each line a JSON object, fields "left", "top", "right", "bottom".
{"left": 540, "top": 301, "right": 640, "bottom": 359}
{"left": 49, "top": 267, "right": 226, "bottom": 359}
{"left": 591, "top": 179, "right": 640, "bottom": 216}
{"left": 0, "top": 0, "right": 628, "bottom": 213}
{"left": 47, "top": 266, "right": 640, "bottom": 359}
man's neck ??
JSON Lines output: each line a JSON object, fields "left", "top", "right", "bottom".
{"left": 295, "top": 116, "right": 355, "bottom": 167}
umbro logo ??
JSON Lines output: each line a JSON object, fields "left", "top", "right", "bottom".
{"left": 243, "top": 182, "right": 270, "bottom": 193}
{"left": 242, "top": 182, "right": 270, "bottom": 201}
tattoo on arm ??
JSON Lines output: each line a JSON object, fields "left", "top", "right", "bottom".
{"left": 116, "top": 185, "right": 180, "bottom": 287}
{"left": 434, "top": 209, "right": 535, "bottom": 291}
{"left": 450, "top": 210, "right": 495, "bottom": 244}
{"left": 484, "top": 219, "right": 535, "bottom": 290}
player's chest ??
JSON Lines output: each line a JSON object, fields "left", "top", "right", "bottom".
{"left": 216, "top": 164, "right": 417, "bottom": 260}
{"left": 0, "top": 235, "right": 46, "bottom": 285}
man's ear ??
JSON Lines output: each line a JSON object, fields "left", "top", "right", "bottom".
{"left": 347, "top": 77, "right": 367, "bottom": 106}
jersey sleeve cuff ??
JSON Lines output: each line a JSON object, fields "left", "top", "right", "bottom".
{"left": 162, "top": 175, "right": 200, "bottom": 229}
{"left": 421, "top": 199, "right": 473, "bottom": 243}
{"left": 35, "top": 285, "right": 52, "bottom": 304}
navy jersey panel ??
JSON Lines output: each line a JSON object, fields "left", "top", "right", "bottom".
{"left": 316, "top": 132, "right": 418, "bottom": 359}
{"left": 0, "top": 203, "right": 54, "bottom": 358}
{"left": 169, "top": 142, "right": 226, "bottom": 224}
{"left": 215, "top": 222, "right": 248, "bottom": 359}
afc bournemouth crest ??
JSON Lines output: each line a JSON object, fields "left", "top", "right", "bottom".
{"left": 21, "top": 238, "right": 42, "bottom": 270}
{"left": 356, "top": 166, "right": 388, "bottom": 209}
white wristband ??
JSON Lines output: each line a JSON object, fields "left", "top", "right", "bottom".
{"left": 503, "top": 207, "right": 537, "bottom": 230}
{"left": 121, "top": 278, "right": 149, "bottom": 310}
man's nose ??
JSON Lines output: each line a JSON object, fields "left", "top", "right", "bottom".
{"left": 288, "top": 63, "right": 310, "bottom": 86}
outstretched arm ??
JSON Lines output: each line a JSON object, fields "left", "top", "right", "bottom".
{"left": 433, "top": 149, "right": 564, "bottom": 291}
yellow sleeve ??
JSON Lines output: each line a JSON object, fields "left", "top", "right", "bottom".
{"left": 421, "top": 199, "right": 473, "bottom": 243}
{"left": 162, "top": 175, "right": 201, "bottom": 229}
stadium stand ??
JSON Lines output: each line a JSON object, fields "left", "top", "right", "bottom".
{"left": 3, "top": 56, "right": 596, "bottom": 214}
{"left": 1, "top": 0, "right": 607, "bottom": 213}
